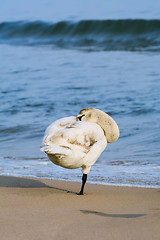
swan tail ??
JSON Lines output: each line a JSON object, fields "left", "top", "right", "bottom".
{"left": 40, "top": 145, "right": 72, "bottom": 155}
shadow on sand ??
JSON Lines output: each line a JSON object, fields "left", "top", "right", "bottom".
{"left": 80, "top": 210, "right": 147, "bottom": 219}
{"left": 0, "top": 175, "right": 77, "bottom": 194}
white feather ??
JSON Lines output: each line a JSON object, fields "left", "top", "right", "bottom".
{"left": 41, "top": 116, "right": 107, "bottom": 174}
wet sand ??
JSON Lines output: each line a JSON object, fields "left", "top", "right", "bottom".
{"left": 0, "top": 176, "right": 160, "bottom": 240}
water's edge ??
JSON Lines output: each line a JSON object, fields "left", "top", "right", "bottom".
{"left": 1, "top": 174, "right": 159, "bottom": 189}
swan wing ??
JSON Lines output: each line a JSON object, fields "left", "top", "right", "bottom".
{"left": 42, "top": 116, "right": 76, "bottom": 145}
{"left": 42, "top": 120, "right": 106, "bottom": 156}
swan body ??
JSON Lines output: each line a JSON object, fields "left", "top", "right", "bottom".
{"left": 41, "top": 116, "right": 107, "bottom": 174}
{"left": 40, "top": 108, "right": 119, "bottom": 194}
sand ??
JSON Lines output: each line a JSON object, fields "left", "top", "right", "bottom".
{"left": 0, "top": 175, "right": 160, "bottom": 240}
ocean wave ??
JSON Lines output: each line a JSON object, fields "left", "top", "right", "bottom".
{"left": 0, "top": 19, "right": 160, "bottom": 51}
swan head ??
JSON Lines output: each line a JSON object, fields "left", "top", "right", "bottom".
{"left": 77, "top": 108, "right": 119, "bottom": 143}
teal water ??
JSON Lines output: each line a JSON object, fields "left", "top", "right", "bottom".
{"left": 0, "top": 0, "right": 160, "bottom": 187}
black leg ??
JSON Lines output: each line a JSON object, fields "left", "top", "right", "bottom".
{"left": 78, "top": 174, "right": 87, "bottom": 195}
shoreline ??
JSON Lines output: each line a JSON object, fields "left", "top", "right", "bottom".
{"left": 1, "top": 174, "right": 159, "bottom": 189}
{"left": 1, "top": 175, "right": 160, "bottom": 240}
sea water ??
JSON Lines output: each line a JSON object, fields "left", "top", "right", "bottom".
{"left": 0, "top": 0, "right": 160, "bottom": 187}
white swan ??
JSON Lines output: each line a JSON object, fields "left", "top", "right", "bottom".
{"left": 40, "top": 108, "right": 119, "bottom": 195}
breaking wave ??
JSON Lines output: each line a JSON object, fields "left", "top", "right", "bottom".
{"left": 0, "top": 19, "right": 160, "bottom": 51}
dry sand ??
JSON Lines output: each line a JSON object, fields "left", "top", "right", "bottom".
{"left": 0, "top": 175, "right": 160, "bottom": 240}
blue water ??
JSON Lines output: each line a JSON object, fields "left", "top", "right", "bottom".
{"left": 0, "top": 0, "right": 160, "bottom": 188}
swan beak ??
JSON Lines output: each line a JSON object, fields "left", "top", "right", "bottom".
{"left": 76, "top": 117, "right": 81, "bottom": 121}
{"left": 76, "top": 114, "right": 85, "bottom": 121}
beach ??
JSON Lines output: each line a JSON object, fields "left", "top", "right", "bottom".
{"left": 1, "top": 176, "right": 160, "bottom": 240}
{"left": 1, "top": 1, "right": 160, "bottom": 239}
